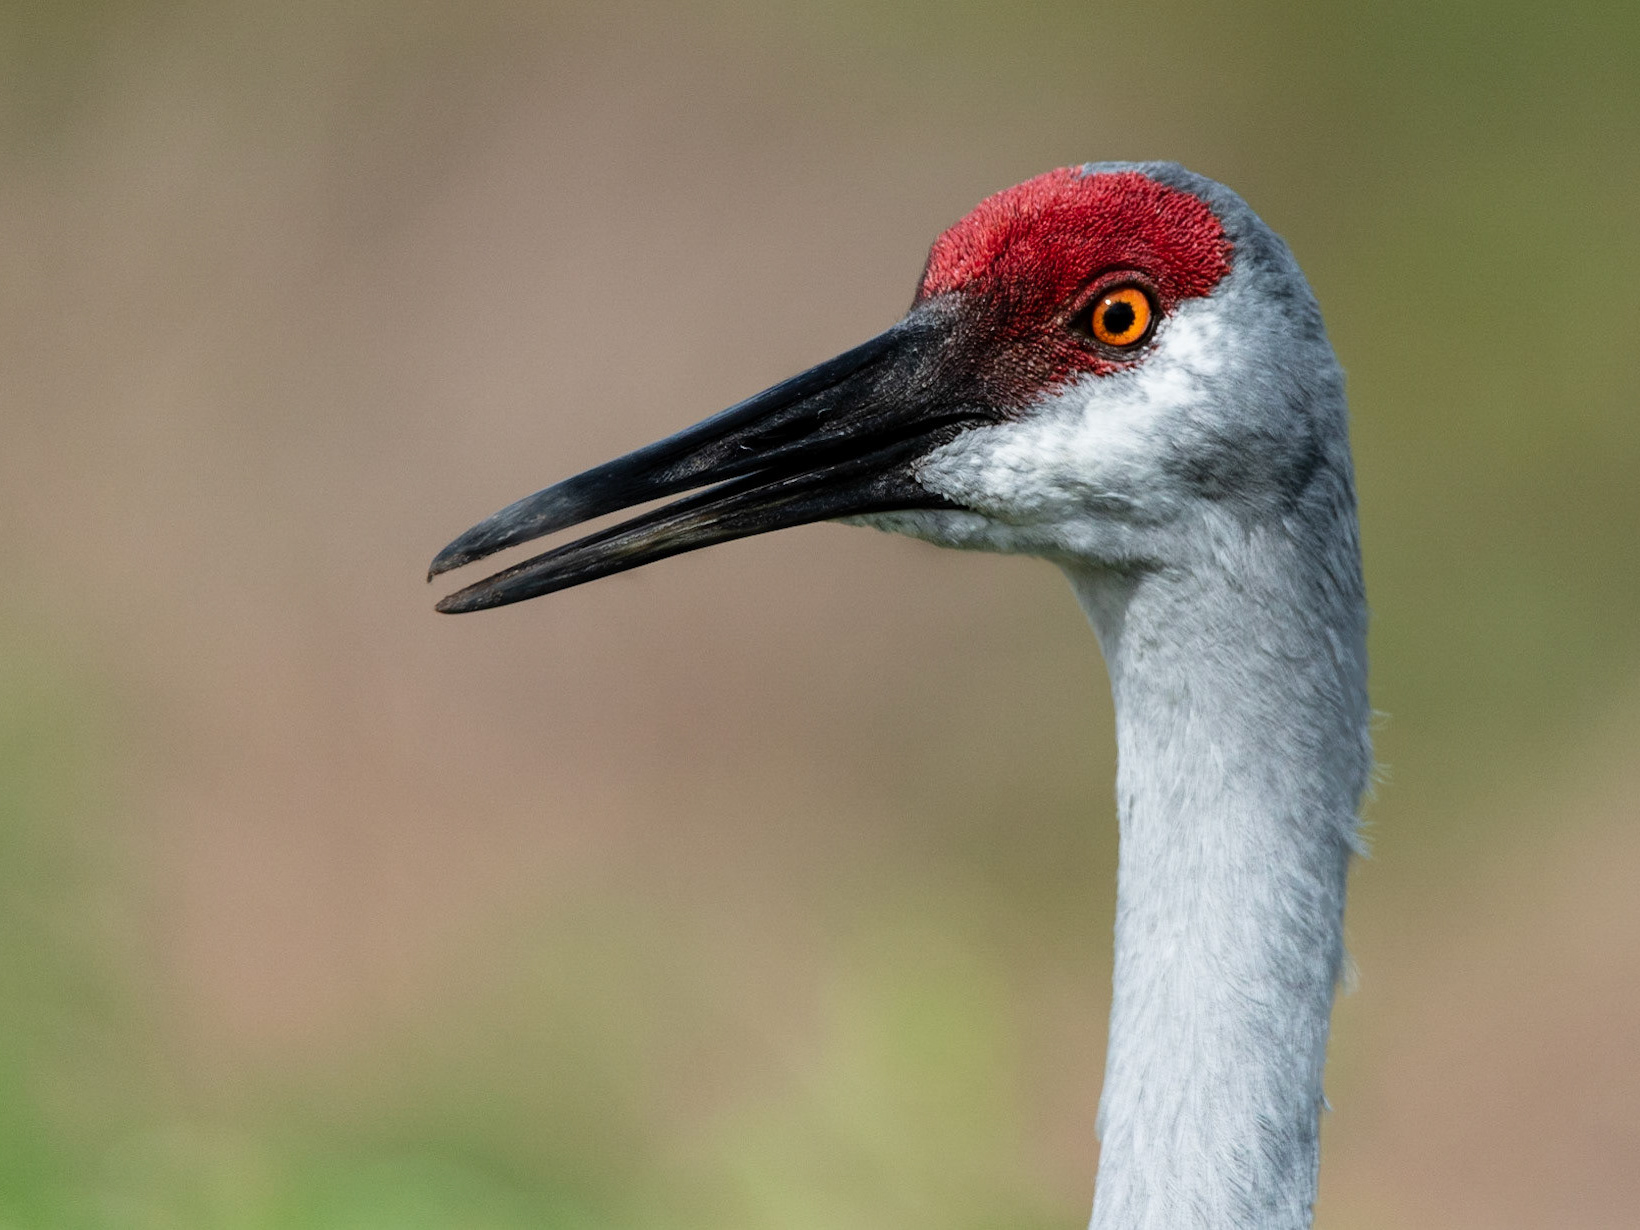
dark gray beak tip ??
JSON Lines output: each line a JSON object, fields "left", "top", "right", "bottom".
{"left": 433, "top": 587, "right": 479, "bottom": 614}
{"left": 427, "top": 541, "right": 474, "bottom": 582}
{"left": 428, "top": 486, "right": 579, "bottom": 582}
{"left": 428, "top": 519, "right": 511, "bottom": 582}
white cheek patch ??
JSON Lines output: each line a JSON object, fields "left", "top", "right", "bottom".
{"left": 914, "top": 300, "right": 1232, "bottom": 529}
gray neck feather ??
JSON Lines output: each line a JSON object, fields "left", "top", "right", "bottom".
{"left": 1067, "top": 484, "right": 1370, "bottom": 1229}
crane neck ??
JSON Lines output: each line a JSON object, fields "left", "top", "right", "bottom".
{"left": 1066, "top": 511, "right": 1370, "bottom": 1230}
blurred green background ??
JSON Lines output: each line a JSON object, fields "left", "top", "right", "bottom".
{"left": 2, "top": 2, "right": 1637, "bottom": 1226}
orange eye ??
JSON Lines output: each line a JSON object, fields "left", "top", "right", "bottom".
{"left": 1087, "top": 285, "right": 1154, "bottom": 348}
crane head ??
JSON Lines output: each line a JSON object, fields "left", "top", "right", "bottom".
{"left": 430, "top": 162, "right": 1344, "bottom": 611}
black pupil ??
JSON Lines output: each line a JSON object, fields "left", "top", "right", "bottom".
{"left": 1101, "top": 299, "right": 1137, "bottom": 338}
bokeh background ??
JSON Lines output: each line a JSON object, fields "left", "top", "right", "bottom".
{"left": 3, "top": 2, "right": 1637, "bottom": 1226}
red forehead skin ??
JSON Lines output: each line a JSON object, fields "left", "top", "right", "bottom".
{"left": 915, "top": 168, "right": 1232, "bottom": 401}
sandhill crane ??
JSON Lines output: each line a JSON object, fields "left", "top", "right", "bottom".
{"left": 430, "top": 162, "right": 1370, "bottom": 1230}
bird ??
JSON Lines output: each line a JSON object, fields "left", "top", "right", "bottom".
{"left": 429, "top": 162, "right": 1371, "bottom": 1230}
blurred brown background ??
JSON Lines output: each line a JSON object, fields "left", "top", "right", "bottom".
{"left": 3, "top": 2, "right": 1637, "bottom": 1226}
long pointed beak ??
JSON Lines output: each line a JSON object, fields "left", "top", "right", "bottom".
{"left": 429, "top": 304, "right": 976, "bottom": 613}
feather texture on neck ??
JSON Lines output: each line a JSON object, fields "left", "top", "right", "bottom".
{"left": 1068, "top": 479, "right": 1369, "bottom": 1230}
